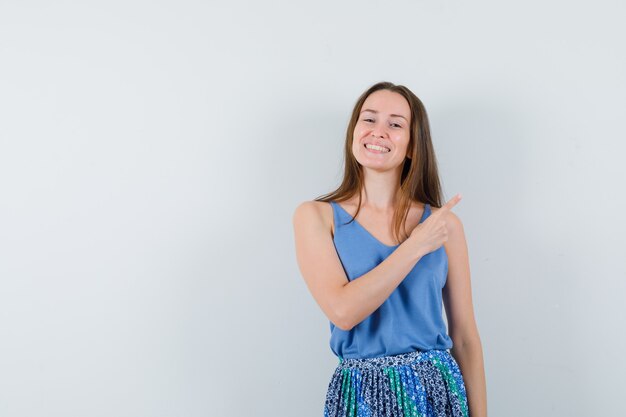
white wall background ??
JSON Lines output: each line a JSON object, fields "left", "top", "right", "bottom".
{"left": 1, "top": 1, "right": 625, "bottom": 416}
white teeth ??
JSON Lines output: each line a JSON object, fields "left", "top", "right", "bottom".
{"left": 365, "top": 144, "right": 390, "bottom": 152}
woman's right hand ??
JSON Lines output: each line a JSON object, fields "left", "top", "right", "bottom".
{"left": 407, "top": 193, "right": 462, "bottom": 257}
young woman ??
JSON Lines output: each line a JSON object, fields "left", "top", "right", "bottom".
{"left": 292, "top": 81, "right": 487, "bottom": 417}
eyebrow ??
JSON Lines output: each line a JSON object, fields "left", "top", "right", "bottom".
{"left": 360, "top": 109, "right": 408, "bottom": 122}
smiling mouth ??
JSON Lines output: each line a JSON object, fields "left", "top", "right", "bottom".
{"left": 364, "top": 143, "right": 390, "bottom": 153}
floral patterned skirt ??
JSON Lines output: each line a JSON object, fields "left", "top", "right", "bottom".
{"left": 324, "top": 349, "right": 469, "bottom": 417}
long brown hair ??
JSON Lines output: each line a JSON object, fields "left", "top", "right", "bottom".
{"left": 314, "top": 81, "right": 445, "bottom": 244}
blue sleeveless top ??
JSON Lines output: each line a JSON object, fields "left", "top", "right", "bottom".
{"left": 328, "top": 201, "right": 453, "bottom": 359}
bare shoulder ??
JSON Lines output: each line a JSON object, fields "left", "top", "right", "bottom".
{"left": 292, "top": 200, "right": 333, "bottom": 233}
{"left": 430, "top": 205, "right": 464, "bottom": 235}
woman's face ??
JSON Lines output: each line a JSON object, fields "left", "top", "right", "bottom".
{"left": 352, "top": 89, "right": 412, "bottom": 172}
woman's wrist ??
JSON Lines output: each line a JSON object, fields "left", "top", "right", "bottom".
{"left": 398, "top": 239, "right": 426, "bottom": 263}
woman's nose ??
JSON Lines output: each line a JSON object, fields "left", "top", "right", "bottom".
{"left": 371, "top": 128, "right": 385, "bottom": 138}
{"left": 370, "top": 122, "right": 385, "bottom": 137}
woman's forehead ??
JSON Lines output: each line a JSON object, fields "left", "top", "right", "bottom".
{"left": 362, "top": 91, "right": 410, "bottom": 120}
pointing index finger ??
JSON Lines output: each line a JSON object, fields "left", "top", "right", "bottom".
{"left": 439, "top": 193, "right": 462, "bottom": 213}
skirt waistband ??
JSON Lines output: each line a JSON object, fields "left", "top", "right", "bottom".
{"left": 337, "top": 349, "right": 451, "bottom": 370}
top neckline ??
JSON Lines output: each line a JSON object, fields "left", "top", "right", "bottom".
{"left": 332, "top": 201, "right": 430, "bottom": 248}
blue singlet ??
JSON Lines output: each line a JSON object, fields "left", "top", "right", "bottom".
{"left": 328, "top": 201, "right": 454, "bottom": 360}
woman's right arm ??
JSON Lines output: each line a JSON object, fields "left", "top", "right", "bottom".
{"left": 292, "top": 196, "right": 461, "bottom": 331}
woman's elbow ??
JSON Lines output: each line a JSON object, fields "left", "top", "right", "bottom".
{"left": 332, "top": 305, "right": 355, "bottom": 331}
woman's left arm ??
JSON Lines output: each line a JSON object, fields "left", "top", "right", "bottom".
{"left": 442, "top": 210, "right": 488, "bottom": 417}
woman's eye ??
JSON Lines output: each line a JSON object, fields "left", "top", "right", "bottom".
{"left": 362, "top": 118, "right": 401, "bottom": 128}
